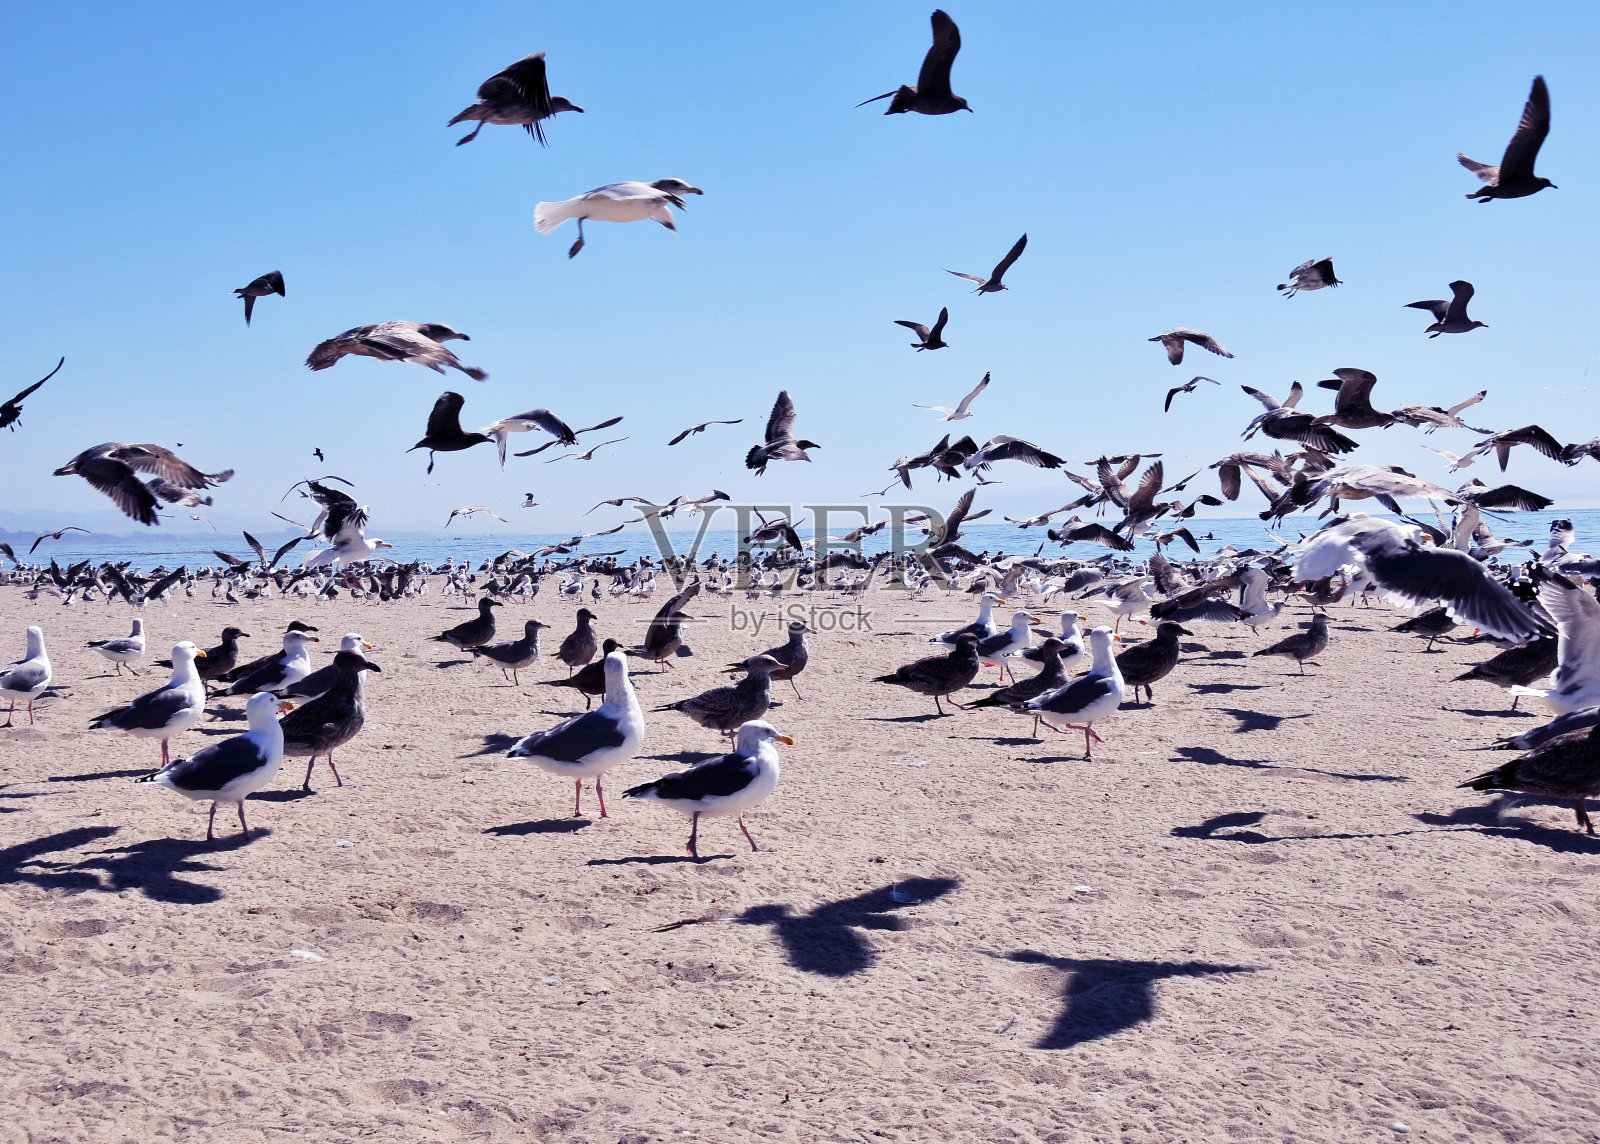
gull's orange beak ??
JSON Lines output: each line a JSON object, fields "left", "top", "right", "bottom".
{"left": 277, "top": 702, "right": 293, "bottom": 715}
{"left": 1029, "top": 617, "right": 1043, "bottom": 624}
{"left": 777, "top": 734, "right": 796, "bottom": 746}
{"left": 363, "top": 642, "right": 374, "bottom": 650}
{"left": 195, "top": 649, "right": 206, "bottom": 657}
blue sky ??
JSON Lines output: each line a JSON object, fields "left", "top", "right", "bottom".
{"left": 4, "top": 1, "right": 1598, "bottom": 538}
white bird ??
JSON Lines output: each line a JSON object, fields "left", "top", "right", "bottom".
{"left": 1022, "top": 627, "right": 1126, "bottom": 758}
{"left": 445, "top": 506, "right": 509, "bottom": 528}
{"left": 534, "top": 179, "right": 704, "bottom": 259}
{"left": 931, "top": 592, "right": 1006, "bottom": 645}
{"left": 89, "top": 642, "right": 208, "bottom": 767}
{"left": 1238, "top": 565, "right": 1285, "bottom": 633}
{"left": 294, "top": 480, "right": 394, "bottom": 568}
{"left": 913, "top": 371, "right": 989, "bottom": 420}
{"left": 480, "top": 408, "right": 577, "bottom": 466}
{"left": 0, "top": 626, "right": 51, "bottom": 726}
{"left": 622, "top": 720, "right": 792, "bottom": 858}
{"left": 506, "top": 647, "right": 645, "bottom": 817}
{"left": 1509, "top": 577, "right": 1600, "bottom": 716}
{"left": 86, "top": 618, "right": 146, "bottom": 675}
{"left": 135, "top": 692, "right": 285, "bottom": 841}
{"left": 224, "top": 630, "right": 319, "bottom": 695}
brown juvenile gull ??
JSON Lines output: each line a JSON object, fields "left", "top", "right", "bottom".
{"left": 1314, "top": 368, "right": 1395, "bottom": 429}
{"left": 915, "top": 371, "right": 988, "bottom": 419}
{"left": 655, "top": 655, "right": 780, "bottom": 741}
{"left": 1252, "top": 612, "right": 1329, "bottom": 674}
{"left": 1, "top": 357, "right": 62, "bottom": 431}
{"left": 1459, "top": 720, "right": 1600, "bottom": 834}
{"left": 448, "top": 51, "right": 583, "bottom": 146}
{"left": 857, "top": 9, "right": 971, "bottom": 116}
{"left": 1459, "top": 76, "right": 1555, "bottom": 202}
{"left": 946, "top": 235, "right": 1027, "bottom": 294}
{"left": 1149, "top": 328, "right": 1232, "bottom": 366}
{"left": 278, "top": 651, "right": 379, "bottom": 791}
{"left": 738, "top": 620, "right": 812, "bottom": 700}
{"left": 306, "top": 321, "right": 487, "bottom": 380}
{"left": 54, "top": 442, "right": 233, "bottom": 526}
{"left": 1277, "top": 258, "right": 1340, "bottom": 297}
{"left": 746, "top": 390, "right": 820, "bottom": 474}
{"left": 534, "top": 179, "right": 703, "bottom": 259}
{"left": 432, "top": 598, "right": 501, "bottom": 650}
{"left": 1241, "top": 384, "right": 1358, "bottom": 454}
{"left": 968, "top": 637, "right": 1069, "bottom": 735}
{"left": 557, "top": 608, "right": 599, "bottom": 675}
{"left": 409, "top": 392, "right": 492, "bottom": 474}
{"left": 1115, "top": 621, "right": 1191, "bottom": 704}
{"left": 897, "top": 306, "right": 950, "bottom": 351}
{"left": 233, "top": 270, "right": 284, "bottom": 325}
{"left": 1392, "top": 606, "right": 1457, "bottom": 652}
{"left": 874, "top": 632, "right": 981, "bottom": 716}
{"left": 1406, "top": 281, "right": 1487, "bottom": 337}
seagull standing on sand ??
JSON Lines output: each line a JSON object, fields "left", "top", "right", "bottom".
{"left": 224, "top": 630, "right": 318, "bottom": 695}
{"left": 915, "top": 372, "right": 989, "bottom": 420}
{"left": 1116, "top": 622, "right": 1191, "bottom": 704}
{"left": 448, "top": 51, "right": 583, "bottom": 145}
{"left": 1020, "top": 627, "right": 1125, "bottom": 758}
{"left": 874, "top": 632, "right": 981, "bottom": 716}
{"left": 435, "top": 598, "right": 501, "bottom": 650}
{"left": 623, "top": 721, "right": 792, "bottom": 857}
{"left": 947, "top": 235, "right": 1027, "bottom": 294}
{"left": 1459, "top": 75, "right": 1555, "bottom": 202}
{"left": 233, "top": 271, "right": 285, "bottom": 325}
{"left": 534, "top": 179, "right": 703, "bottom": 259}
{"left": 655, "top": 655, "right": 781, "bottom": 742}
{"left": 280, "top": 651, "right": 380, "bottom": 791}
{"left": 1149, "top": 329, "right": 1233, "bottom": 366}
{"left": 135, "top": 691, "right": 284, "bottom": 841}
{"left": 279, "top": 633, "right": 373, "bottom": 703}
{"left": 1252, "top": 612, "right": 1330, "bottom": 674}
{"left": 1459, "top": 719, "right": 1600, "bottom": 834}
{"left": 90, "top": 641, "right": 207, "bottom": 766}
{"left": 471, "top": 619, "right": 548, "bottom": 685}
{"left": 87, "top": 618, "right": 146, "bottom": 675}
{"left": 933, "top": 592, "right": 1005, "bottom": 645}
{"left": 858, "top": 9, "right": 970, "bottom": 116}
{"left": 0, "top": 626, "right": 51, "bottom": 727}
{"left": 508, "top": 646, "right": 645, "bottom": 817}
{"left": 1277, "top": 259, "right": 1340, "bottom": 297}
{"left": 306, "top": 322, "right": 487, "bottom": 381}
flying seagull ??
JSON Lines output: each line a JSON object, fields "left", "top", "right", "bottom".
{"left": 53, "top": 443, "right": 233, "bottom": 526}
{"left": 445, "top": 506, "right": 508, "bottom": 528}
{"left": 1459, "top": 75, "right": 1555, "bottom": 201}
{"left": 513, "top": 415, "right": 624, "bottom": 458}
{"left": 534, "top": 179, "right": 703, "bottom": 259}
{"left": 1149, "top": 328, "right": 1233, "bottom": 366}
{"left": 544, "top": 438, "right": 628, "bottom": 462}
{"left": 914, "top": 371, "right": 988, "bottom": 420}
{"left": 28, "top": 526, "right": 89, "bottom": 554}
{"left": 0, "top": 357, "right": 62, "bottom": 431}
{"left": 746, "top": 390, "right": 820, "bottom": 474}
{"left": 233, "top": 270, "right": 284, "bottom": 325}
{"left": 668, "top": 419, "right": 743, "bottom": 446}
{"left": 1277, "top": 258, "right": 1340, "bottom": 297}
{"left": 946, "top": 234, "right": 1027, "bottom": 294}
{"left": 1164, "top": 376, "right": 1220, "bottom": 413}
{"left": 895, "top": 307, "right": 950, "bottom": 350}
{"left": 448, "top": 51, "right": 583, "bottom": 146}
{"left": 480, "top": 407, "right": 577, "bottom": 466}
{"left": 306, "top": 321, "right": 487, "bottom": 381}
{"left": 857, "top": 9, "right": 970, "bottom": 116}
{"left": 409, "top": 392, "right": 492, "bottom": 474}
{"left": 1406, "top": 281, "right": 1487, "bottom": 337}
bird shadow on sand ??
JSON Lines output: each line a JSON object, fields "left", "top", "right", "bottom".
{"left": 1212, "top": 708, "right": 1313, "bottom": 734}
{"left": 587, "top": 853, "right": 732, "bottom": 867}
{"left": 434, "top": 658, "right": 473, "bottom": 669}
{"left": 1172, "top": 746, "right": 1409, "bottom": 783}
{"left": 486, "top": 818, "right": 591, "bottom": 836}
{"left": 72, "top": 830, "right": 267, "bottom": 902}
{"left": 459, "top": 732, "right": 521, "bottom": 759}
{"left": 734, "top": 878, "right": 959, "bottom": 977}
{"left": 1202, "top": 650, "right": 1248, "bottom": 660}
{"left": 0, "top": 785, "right": 43, "bottom": 813}
{"left": 1187, "top": 682, "right": 1266, "bottom": 696}
{"left": 997, "top": 950, "right": 1256, "bottom": 1049}
{"left": 972, "top": 736, "right": 1044, "bottom": 746}
{"left": 1413, "top": 807, "right": 1600, "bottom": 855}
{"left": 1172, "top": 810, "right": 1451, "bottom": 847}
{"left": 640, "top": 750, "right": 723, "bottom": 765}
{"left": 46, "top": 767, "right": 151, "bottom": 783}
{"left": 250, "top": 789, "right": 315, "bottom": 803}
{"left": 203, "top": 707, "right": 248, "bottom": 722}
{"left": 0, "top": 826, "right": 119, "bottom": 892}
{"left": 865, "top": 712, "right": 950, "bottom": 724}
{"left": 1444, "top": 707, "right": 1537, "bottom": 720}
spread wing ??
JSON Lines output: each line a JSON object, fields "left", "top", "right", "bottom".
{"left": 481, "top": 52, "right": 554, "bottom": 142}
{"left": 1499, "top": 75, "right": 1550, "bottom": 181}
{"left": 77, "top": 456, "right": 160, "bottom": 525}
{"left": 989, "top": 234, "right": 1027, "bottom": 281}
{"left": 112, "top": 444, "right": 222, "bottom": 489}
{"left": 916, "top": 9, "right": 962, "bottom": 100}
{"left": 424, "top": 392, "right": 467, "bottom": 439}
{"left": 764, "top": 390, "right": 798, "bottom": 444}
{"left": 955, "top": 370, "right": 989, "bottom": 413}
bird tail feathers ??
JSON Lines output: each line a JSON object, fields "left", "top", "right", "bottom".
{"left": 534, "top": 200, "right": 575, "bottom": 234}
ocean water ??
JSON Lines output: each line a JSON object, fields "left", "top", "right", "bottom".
{"left": 8, "top": 509, "right": 1592, "bottom": 575}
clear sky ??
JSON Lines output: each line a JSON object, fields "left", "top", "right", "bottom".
{"left": 4, "top": 1, "right": 1599, "bottom": 539}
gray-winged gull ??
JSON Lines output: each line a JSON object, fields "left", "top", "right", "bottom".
{"left": 622, "top": 720, "right": 791, "bottom": 856}
{"left": 135, "top": 691, "right": 284, "bottom": 841}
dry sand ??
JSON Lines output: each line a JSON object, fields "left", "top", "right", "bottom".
{"left": 2, "top": 583, "right": 1598, "bottom": 1143}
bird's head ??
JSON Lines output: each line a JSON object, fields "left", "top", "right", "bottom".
{"left": 651, "top": 178, "right": 703, "bottom": 196}
{"left": 955, "top": 97, "right": 973, "bottom": 112}
{"left": 552, "top": 97, "right": 584, "bottom": 114}
{"left": 418, "top": 323, "right": 467, "bottom": 343}
{"left": 1537, "top": 177, "right": 1557, "bottom": 191}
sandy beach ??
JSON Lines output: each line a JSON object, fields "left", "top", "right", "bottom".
{"left": 1, "top": 583, "right": 1596, "bottom": 1143}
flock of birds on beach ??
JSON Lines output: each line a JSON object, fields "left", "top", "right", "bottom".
{"left": 7, "top": 13, "right": 1600, "bottom": 853}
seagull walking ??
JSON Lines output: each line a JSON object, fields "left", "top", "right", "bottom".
{"left": 135, "top": 692, "right": 284, "bottom": 842}
{"left": 623, "top": 721, "right": 792, "bottom": 857}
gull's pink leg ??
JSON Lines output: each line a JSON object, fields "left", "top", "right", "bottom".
{"left": 206, "top": 802, "right": 218, "bottom": 841}
{"left": 572, "top": 779, "right": 584, "bottom": 817}
{"left": 596, "top": 775, "right": 609, "bottom": 819}
{"left": 304, "top": 757, "right": 317, "bottom": 790}
{"left": 327, "top": 752, "right": 342, "bottom": 787}
{"left": 237, "top": 802, "right": 250, "bottom": 837}
{"left": 738, "top": 817, "right": 759, "bottom": 852}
